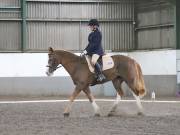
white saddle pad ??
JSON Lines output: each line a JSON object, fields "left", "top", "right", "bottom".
{"left": 85, "top": 55, "right": 114, "bottom": 73}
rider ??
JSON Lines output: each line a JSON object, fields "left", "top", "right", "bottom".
{"left": 81, "top": 19, "right": 106, "bottom": 82}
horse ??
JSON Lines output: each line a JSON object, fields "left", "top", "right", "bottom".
{"left": 46, "top": 47, "right": 146, "bottom": 117}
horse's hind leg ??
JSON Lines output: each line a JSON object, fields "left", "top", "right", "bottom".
{"left": 83, "top": 87, "right": 100, "bottom": 116}
{"left": 131, "top": 91, "right": 144, "bottom": 115}
{"left": 108, "top": 78, "right": 123, "bottom": 116}
{"left": 128, "top": 83, "right": 144, "bottom": 115}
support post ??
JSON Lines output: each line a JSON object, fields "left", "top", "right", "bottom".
{"left": 175, "top": 0, "right": 180, "bottom": 49}
{"left": 21, "top": 0, "right": 27, "bottom": 52}
{"left": 176, "top": 0, "right": 180, "bottom": 95}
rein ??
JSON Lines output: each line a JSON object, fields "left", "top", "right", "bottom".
{"left": 47, "top": 55, "right": 86, "bottom": 71}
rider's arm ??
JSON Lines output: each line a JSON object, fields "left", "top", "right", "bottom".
{"left": 84, "top": 32, "right": 101, "bottom": 54}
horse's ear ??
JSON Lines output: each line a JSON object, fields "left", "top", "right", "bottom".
{"left": 48, "top": 47, "right": 54, "bottom": 53}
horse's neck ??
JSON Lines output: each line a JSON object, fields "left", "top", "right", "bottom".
{"left": 57, "top": 50, "right": 79, "bottom": 76}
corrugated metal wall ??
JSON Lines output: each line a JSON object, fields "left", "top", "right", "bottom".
{"left": 27, "top": 22, "right": 80, "bottom": 50}
{"left": 0, "top": 0, "right": 20, "bottom": 7}
{"left": 0, "top": 0, "right": 21, "bottom": 51}
{"left": 0, "top": 0, "right": 135, "bottom": 52}
{"left": 0, "top": 22, "right": 21, "bottom": 51}
{"left": 136, "top": 0, "right": 175, "bottom": 49}
{"left": 26, "top": 0, "right": 135, "bottom": 51}
{"left": 0, "top": 0, "right": 175, "bottom": 52}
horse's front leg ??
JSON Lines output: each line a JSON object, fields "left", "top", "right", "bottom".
{"left": 83, "top": 87, "right": 101, "bottom": 117}
{"left": 63, "top": 86, "right": 81, "bottom": 117}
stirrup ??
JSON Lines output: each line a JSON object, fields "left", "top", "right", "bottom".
{"left": 97, "top": 74, "right": 106, "bottom": 82}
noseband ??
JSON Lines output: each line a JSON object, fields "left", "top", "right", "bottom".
{"left": 46, "top": 65, "right": 62, "bottom": 71}
{"left": 47, "top": 55, "right": 83, "bottom": 72}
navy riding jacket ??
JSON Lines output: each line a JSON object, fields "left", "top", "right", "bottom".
{"left": 85, "top": 29, "right": 104, "bottom": 56}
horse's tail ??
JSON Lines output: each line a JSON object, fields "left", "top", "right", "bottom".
{"left": 134, "top": 62, "right": 146, "bottom": 98}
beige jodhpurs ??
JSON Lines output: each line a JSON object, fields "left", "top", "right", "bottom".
{"left": 91, "top": 54, "right": 100, "bottom": 65}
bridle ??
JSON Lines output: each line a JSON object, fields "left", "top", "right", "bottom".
{"left": 46, "top": 65, "right": 62, "bottom": 71}
{"left": 46, "top": 54, "right": 85, "bottom": 72}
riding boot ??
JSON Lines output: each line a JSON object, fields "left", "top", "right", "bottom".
{"left": 94, "top": 62, "right": 106, "bottom": 82}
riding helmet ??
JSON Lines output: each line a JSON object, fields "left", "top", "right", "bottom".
{"left": 88, "top": 19, "right": 99, "bottom": 27}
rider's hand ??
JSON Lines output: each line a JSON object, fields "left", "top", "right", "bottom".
{"left": 80, "top": 53, "right": 85, "bottom": 57}
{"left": 80, "top": 50, "right": 87, "bottom": 57}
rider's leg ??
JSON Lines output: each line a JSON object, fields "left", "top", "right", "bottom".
{"left": 92, "top": 54, "right": 105, "bottom": 81}
{"left": 91, "top": 54, "right": 100, "bottom": 66}
{"left": 94, "top": 63, "right": 106, "bottom": 81}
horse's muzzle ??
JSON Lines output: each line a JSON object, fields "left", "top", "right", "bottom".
{"left": 46, "top": 71, "right": 53, "bottom": 76}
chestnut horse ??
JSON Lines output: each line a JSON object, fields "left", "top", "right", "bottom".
{"left": 46, "top": 47, "right": 146, "bottom": 117}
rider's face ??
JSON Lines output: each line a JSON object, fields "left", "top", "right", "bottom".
{"left": 89, "top": 25, "right": 94, "bottom": 31}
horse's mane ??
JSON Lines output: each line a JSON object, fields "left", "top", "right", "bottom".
{"left": 55, "top": 50, "right": 79, "bottom": 58}
{"left": 54, "top": 49, "right": 86, "bottom": 64}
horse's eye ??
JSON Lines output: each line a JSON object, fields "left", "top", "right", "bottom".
{"left": 48, "top": 59, "right": 53, "bottom": 63}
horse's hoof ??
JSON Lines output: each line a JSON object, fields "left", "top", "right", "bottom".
{"left": 64, "top": 113, "right": 70, "bottom": 117}
{"left": 107, "top": 111, "right": 115, "bottom": 117}
{"left": 94, "top": 113, "right": 100, "bottom": 117}
{"left": 107, "top": 113, "right": 113, "bottom": 117}
{"left": 107, "top": 109, "right": 116, "bottom": 116}
{"left": 137, "top": 112, "right": 144, "bottom": 116}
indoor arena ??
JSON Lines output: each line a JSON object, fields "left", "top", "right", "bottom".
{"left": 0, "top": 0, "right": 179, "bottom": 134}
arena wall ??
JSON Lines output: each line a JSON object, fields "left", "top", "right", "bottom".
{"left": 0, "top": 50, "right": 176, "bottom": 97}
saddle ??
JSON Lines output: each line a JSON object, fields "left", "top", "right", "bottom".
{"left": 85, "top": 54, "right": 114, "bottom": 73}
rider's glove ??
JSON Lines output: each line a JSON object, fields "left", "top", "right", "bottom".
{"left": 80, "top": 50, "right": 87, "bottom": 57}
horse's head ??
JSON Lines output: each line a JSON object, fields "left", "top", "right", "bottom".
{"left": 46, "top": 47, "right": 61, "bottom": 76}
